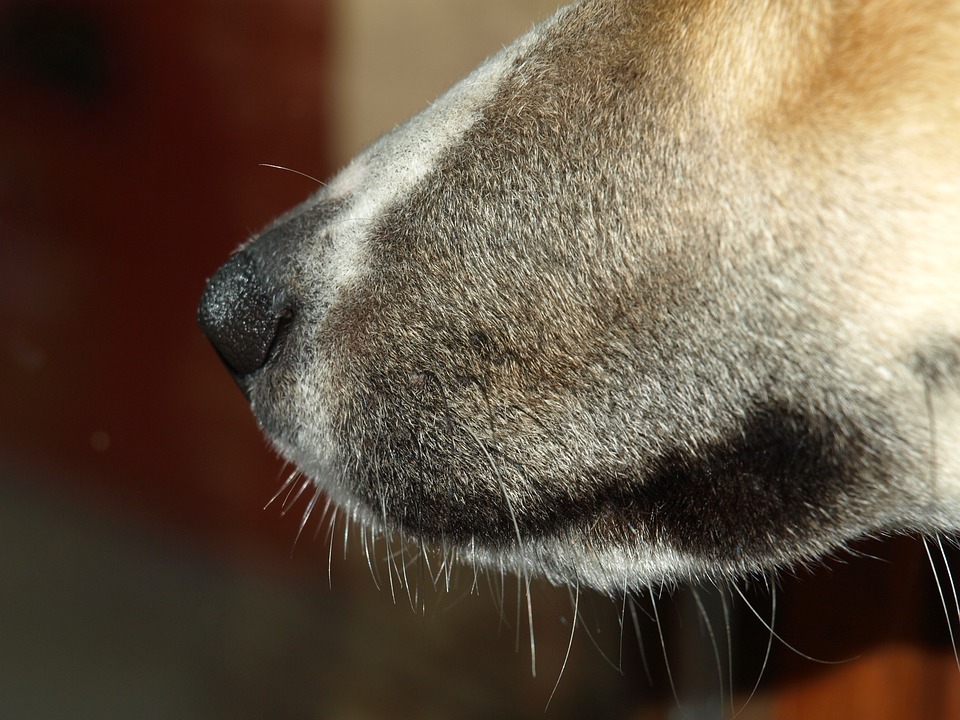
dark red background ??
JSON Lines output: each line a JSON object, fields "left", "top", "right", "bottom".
{"left": 0, "top": 0, "right": 332, "bottom": 559}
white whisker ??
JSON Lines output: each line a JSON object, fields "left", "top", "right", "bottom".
{"left": 651, "top": 586, "right": 682, "bottom": 710}
{"left": 925, "top": 536, "right": 960, "bottom": 672}
{"left": 258, "top": 163, "right": 326, "bottom": 186}
{"left": 525, "top": 572, "right": 537, "bottom": 678}
{"left": 546, "top": 580, "right": 580, "bottom": 710}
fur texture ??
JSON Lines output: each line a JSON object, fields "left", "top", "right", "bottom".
{"left": 199, "top": 0, "right": 960, "bottom": 592}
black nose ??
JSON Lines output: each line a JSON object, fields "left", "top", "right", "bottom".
{"left": 197, "top": 250, "right": 293, "bottom": 379}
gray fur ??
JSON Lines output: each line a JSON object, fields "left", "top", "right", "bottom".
{"left": 199, "top": 0, "right": 960, "bottom": 593}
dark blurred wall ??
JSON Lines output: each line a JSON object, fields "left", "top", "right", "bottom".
{"left": 0, "top": 0, "right": 332, "bottom": 553}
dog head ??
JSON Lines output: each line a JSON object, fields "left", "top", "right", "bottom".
{"left": 199, "top": 0, "right": 960, "bottom": 591}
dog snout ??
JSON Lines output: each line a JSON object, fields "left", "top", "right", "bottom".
{"left": 197, "top": 246, "right": 296, "bottom": 383}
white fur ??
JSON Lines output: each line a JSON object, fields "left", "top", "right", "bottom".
{"left": 322, "top": 6, "right": 569, "bottom": 293}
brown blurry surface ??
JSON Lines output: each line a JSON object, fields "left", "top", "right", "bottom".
{"left": 0, "top": 0, "right": 332, "bottom": 554}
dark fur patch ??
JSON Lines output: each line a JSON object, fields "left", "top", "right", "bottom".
{"left": 524, "top": 403, "right": 882, "bottom": 567}
{"left": 351, "top": 394, "right": 883, "bottom": 571}
{"left": 914, "top": 336, "right": 960, "bottom": 389}
{"left": 616, "top": 403, "right": 870, "bottom": 562}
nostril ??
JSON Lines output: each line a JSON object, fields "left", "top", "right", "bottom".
{"left": 197, "top": 251, "right": 294, "bottom": 378}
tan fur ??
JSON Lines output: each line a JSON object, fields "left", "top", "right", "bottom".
{"left": 200, "top": 0, "right": 960, "bottom": 592}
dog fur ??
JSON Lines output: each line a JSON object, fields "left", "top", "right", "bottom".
{"left": 199, "top": 0, "right": 960, "bottom": 594}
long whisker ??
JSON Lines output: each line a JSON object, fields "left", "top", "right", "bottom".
{"left": 691, "top": 586, "right": 726, "bottom": 714}
{"left": 651, "top": 584, "right": 682, "bottom": 710}
{"left": 280, "top": 475, "right": 312, "bottom": 516}
{"left": 920, "top": 378, "right": 960, "bottom": 671}
{"left": 525, "top": 572, "right": 537, "bottom": 677}
{"left": 731, "top": 581, "right": 847, "bottom": 664}
{"left": 719, "top": 587, "right": 735, "bottom": 716}
{"left": 546, "top": 579, "right": 580, "bottom": 710}
{"left": 258, "top": 163, "right": 326, "bottom": 186}
{"left": 325, "top": 507, "right": 339, "bottom": 589}
{"left": 734, "top": 578, "right": 774, "bottom": 717}
{"left": 924, "top": 536, "right": 960, "bottom": 672}
{"left": 626, "top": 592, "right": 654, "bottom": 686}
{"left": 363, "top": 524, "right": 382, "bottom": 591}
{"left": 292, "top": 483, "right": 324, "bottom": 554}
{"left": 571, "top": 591, "right": 621, "bottom": 673}
{"left": 936, "top": 535, "right": 960, "bottom": 671}
{"left": 265, "top": 466, "right": 300, "bottom": 510}
{"left": 515, "top": 569, "right": 524, "bottom": 655}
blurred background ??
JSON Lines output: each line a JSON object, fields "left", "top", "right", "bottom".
{"left": 1, "top": 0, "right": 959, "bottom": 717}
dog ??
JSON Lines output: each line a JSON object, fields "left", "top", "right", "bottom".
{"left": 198, "top": 0, "right": 960, "bottom": 597}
